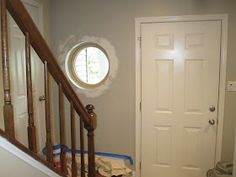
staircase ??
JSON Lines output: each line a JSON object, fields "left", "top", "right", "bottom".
{"left": 0, "top": 0, "right": 97, "bottom": 176}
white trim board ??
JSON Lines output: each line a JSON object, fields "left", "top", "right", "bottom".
{"left": 0, "top": 136, "right": 60, "bottom": 177}
{"left": 135, "top": 14, "right": 228, "bottom": 177}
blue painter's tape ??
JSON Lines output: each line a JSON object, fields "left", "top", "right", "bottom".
{"left": 68, "top": 149, "right": 133, "bottom": 165}
{"left": 43, "top": 146, "right": 133, "bottom": 165}
{"left": 42, "top": 145, "right": 70, "bottom": 157}
{"left": 95, "top": 152, "right": 133, "bottom": 165}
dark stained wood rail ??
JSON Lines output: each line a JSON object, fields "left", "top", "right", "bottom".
{"left": 70, "top": 102, "right": 77, "bottom": 177}
{"left": 80, "top": 118, "right": 86, "bottom": 177}
{"left": 59, "top": 84, "right": 67, "bottom": 175}
{"left": 86, "top": 105, "right": 97, "bottom": 177}
{"left": 44, "top": 61, "right": 53, "bottom": 164}
{"left": 0, "top": 0, "right": 98, "bottom": 176}
{"left": 1, "top": 0, "right": 15, "bottom": 138}
{"left": 25, "top": 32, "right": 37, "bottom": 153}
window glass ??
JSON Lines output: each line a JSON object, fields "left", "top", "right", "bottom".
{"left": 66, "top": 43, "right": 110, "bottom": 89}
{"left": 73, "top": 47, "right": 109, "bottom": 85}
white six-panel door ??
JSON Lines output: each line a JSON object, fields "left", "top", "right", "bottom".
{"left": 141, "top": 21, "right": 221, "bottom": 177}
{"left": 9, "top": 0, "right": 45, "bottom": 150}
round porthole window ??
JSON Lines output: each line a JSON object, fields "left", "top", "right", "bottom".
{"left": 61, "top": 36, "right": 118, "bottom": 97}
{"left": 66, "top": 43, "right": 110, "bottom": 89}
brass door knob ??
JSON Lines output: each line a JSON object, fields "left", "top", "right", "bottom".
{"left": 39, "top": 95, "right": 46, "bottom": 101}
{"left": 209, "top": 106, "right": 216, "bottom": 112}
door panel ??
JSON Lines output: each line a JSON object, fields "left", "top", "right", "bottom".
{"left": 155, "top": 60, "right": 173, "bottom": 112}
{"left": 141, "top": 21, "right": 221, "bottom": 177}
{"left": 9, "top": 23, "right": 28, "bottom": 146}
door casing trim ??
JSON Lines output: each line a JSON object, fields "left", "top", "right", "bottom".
{"left": 135, "top": 14, "right": 228, "bottom": 177}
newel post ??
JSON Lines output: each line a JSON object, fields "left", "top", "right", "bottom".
{"left": 85, "top": 104, "right": 97, "bottom": 177}
{"left": 1, "top": 0, "right": 15, "bottom": 137}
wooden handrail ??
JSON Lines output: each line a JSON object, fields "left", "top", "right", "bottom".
{"left": 6, "top": 0, "right": 94, "bottom": 128}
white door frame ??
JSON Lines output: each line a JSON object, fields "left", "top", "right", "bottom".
{"left": 22, "top": 0, "right": 44, "bottom": 33}
{"left": 135, "top": 14, "right": 228, "bottom": 177}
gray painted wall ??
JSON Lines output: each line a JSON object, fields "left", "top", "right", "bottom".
{"left": 49, "top": 0, "right": 236, "bottom": 162}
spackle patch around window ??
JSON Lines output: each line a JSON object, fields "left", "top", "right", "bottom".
{"left": 58, "top": 35, "right": 118, "bottom": 97}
